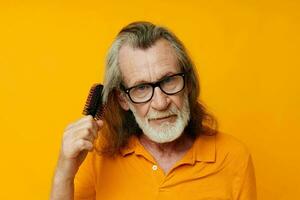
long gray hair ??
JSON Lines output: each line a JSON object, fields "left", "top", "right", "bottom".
{"left": 97, "top": 21, "right": 217, "bottom": 156}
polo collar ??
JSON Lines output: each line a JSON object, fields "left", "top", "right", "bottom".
{"left": 120, "top": 133, "right": 216, "bottom": 163}
{"left": 120, "top": 135, "right": 140, "bottom": 156}
{"left": 193, "top": 134, "right": 216, "bottom": 162}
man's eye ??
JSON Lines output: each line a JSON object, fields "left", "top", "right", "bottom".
{"left": 136, "top": 85, "right": 149, "bottom": 91}
{"left": 163, "top": 76, "right": 174, "bottom": 84}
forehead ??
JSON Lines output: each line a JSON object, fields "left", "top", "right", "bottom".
{"left": 118, "top": 39, "right": 181, "bottom": 86}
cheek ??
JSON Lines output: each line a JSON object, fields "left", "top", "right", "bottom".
{"left": 170, "top": 94, "right": 185, "bottom": 110}
{"left": 132, "top": 104, "right": 149, "bottom": 118}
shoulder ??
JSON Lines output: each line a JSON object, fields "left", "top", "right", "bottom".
{"left": 215, "top": 132, "right": 250, "bottom": 156}
{"left": 195, "top": 132, "right": 251, "bottom": 157}
{"left": 213, "top": 132, "right": 252, "bottom": 168}
{"left": 193, "top": 131, "right": 252, "bottom": 165}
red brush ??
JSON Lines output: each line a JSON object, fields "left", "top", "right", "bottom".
{"left": 82, "top": 84, "right": 105, "bottom": 120}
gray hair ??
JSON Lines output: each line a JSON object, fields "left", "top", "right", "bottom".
{"left": 98, "top": 21, "right": 217, "bottom": 156}
{"left": 102, "top": 21, "right": 199, "bottom": 104}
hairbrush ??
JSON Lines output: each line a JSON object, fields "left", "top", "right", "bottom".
{"left": 82, "top": 84, "right": 105, "bottom": 120}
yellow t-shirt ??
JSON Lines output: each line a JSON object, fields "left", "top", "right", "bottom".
{"left": 74, "top": 133, "right": 257, "bottom": 200}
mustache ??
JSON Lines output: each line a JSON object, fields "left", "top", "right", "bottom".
{"left": 146, "top": 106, "right": 178, "bottom": 120}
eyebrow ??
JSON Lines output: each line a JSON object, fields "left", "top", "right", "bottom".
{"left": 130, "top": 71, "right": 179, "bottom": 87}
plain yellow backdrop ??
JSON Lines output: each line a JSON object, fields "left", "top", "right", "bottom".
{"left": 0, "top": 0, "right": 299, "bottom": 199}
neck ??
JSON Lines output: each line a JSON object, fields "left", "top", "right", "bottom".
{"left": 139, "top": 132, "right": 194, "bottom": 157}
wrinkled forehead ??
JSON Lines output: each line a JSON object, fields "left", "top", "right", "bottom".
{"left": 118, "top": 39, "right": 181, "bottom": 87}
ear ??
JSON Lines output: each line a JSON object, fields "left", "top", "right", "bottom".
{"left": 116, "top": 90, "right": 130, "bottom": 111}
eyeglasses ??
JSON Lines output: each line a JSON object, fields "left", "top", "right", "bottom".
{"left": 121, "top": 72, "right": 185, "bottom": 104}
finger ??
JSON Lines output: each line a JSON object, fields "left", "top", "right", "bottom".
{"left": 78, "top": 118, "right": 102, "bottom": 139}
{"left": 96, "top": 119, "right": 104, "bottom": 128}
{"left": 75, "top": 139, "right": 93, "bottom": 152}
{"left": 90, "top": 119, "right": 101, "bottom": 134}
{"left": 65, "top": 115, "right": 94, "bottom": 131}
{"left": 72, "top": 127, "right": 96, "bottom": 142}
{"left": 82, "top": 120, "right": 99, "bottom": 139}
{"left": 94, "top": 120, "right": 104, "bottom": 138}
{"left": 66, "top": 119, "right": 98, "bottom": 137}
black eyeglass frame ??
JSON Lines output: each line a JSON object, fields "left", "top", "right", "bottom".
{"left": 121, "top": 72, "right": 186, "bottom": 104}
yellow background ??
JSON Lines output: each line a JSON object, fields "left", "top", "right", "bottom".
{"left": 0, "top": 0, "right": 299, "bottom": 199}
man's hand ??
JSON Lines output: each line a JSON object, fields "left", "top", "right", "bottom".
{"left": 60, "top": 115, "right": 102, "bottom": 176}
{"left": 50, "top": 115, "right": 103, "bottom": 200}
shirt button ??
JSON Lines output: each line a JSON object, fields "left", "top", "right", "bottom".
{"left": 152, "top": 165, "right": 158, "bottom": 171}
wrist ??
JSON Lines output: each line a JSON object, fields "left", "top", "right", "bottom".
{"left": 54, "top": 157, "right": 78, "bottom": 181}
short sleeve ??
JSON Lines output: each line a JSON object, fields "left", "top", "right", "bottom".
{"left": 234, "top": 153, "right": 257, "bottom": 200}
{"left": 74, "top": 152, "right": 96, "bottom": 200}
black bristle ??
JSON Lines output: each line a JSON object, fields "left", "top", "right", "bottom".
{"left": 82, "top": 84, "right": 104, "bottom": 119}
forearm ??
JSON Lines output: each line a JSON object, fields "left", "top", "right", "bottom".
{"left": 50, "top": 158, "right": 77, "bottom": 200}
{"left": 50, "top": 115, "right": 102, "bottom": 199}
{"left": 50, "top": 173, "right": 74, "bottom": 200}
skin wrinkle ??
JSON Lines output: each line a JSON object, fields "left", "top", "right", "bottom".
{"left": 129, "top": 92, "right": 190, "bottom": 146}
{"left": 101, "top": 21, "right": 218, "bottom": 157}
{"left": 118, "top": 39, "right": 192, "bottom": 158}
{"left": 119, "top": 40, "right": 180, "bottom": 88}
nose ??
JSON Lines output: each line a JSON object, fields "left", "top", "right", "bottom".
{"left": 150, "top": 86, "right": 170, "bottom": 111}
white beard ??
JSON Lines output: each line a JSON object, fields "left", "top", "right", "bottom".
{"left": 129, "top": 94, "right": 190, "bottom": 143}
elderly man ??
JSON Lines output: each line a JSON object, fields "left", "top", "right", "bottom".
{"left": 51, "top": 22, "right": 257, "bottom": 200}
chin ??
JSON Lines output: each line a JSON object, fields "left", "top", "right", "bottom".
{"left": 143, "top": 124, "right": 184, "bottom": 144}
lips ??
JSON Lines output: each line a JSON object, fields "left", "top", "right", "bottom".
{"left": 148, "top": 114, "right": 177, "bottom": 122}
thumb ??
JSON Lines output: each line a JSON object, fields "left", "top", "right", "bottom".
{"left": 96, "top": 119, "right": 104, "bottom": 127}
